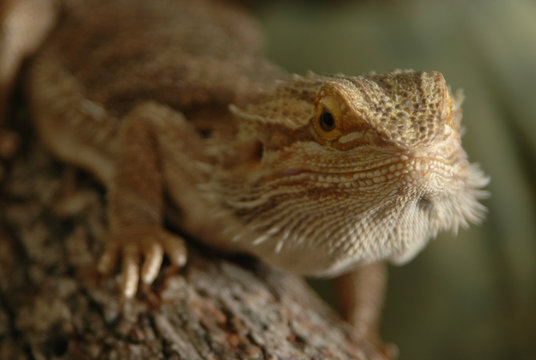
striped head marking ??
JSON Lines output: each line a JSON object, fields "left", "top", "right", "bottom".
{"left": 215, "top": 70, "right": 488, "bottom": 275}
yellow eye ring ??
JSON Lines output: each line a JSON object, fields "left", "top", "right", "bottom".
{"left": 314, "top": 105, "right": 342, "bottom": 141}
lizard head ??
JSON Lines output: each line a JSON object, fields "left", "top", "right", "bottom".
{"left": 213, "top": 70, "right": 488, "bottom": 275}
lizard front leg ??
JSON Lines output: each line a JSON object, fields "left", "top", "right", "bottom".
{"left": 336, "top": 262, "right": 398, "bottom": 359}
{"left": 97, "top": 101, "right": 195, "bottom": 298}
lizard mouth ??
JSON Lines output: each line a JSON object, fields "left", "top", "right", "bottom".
{"left": 275, "top": 159, "right": 406, "bottom": 180}
{"left": 270, "top": 154, "right": 462, "bottom": 193}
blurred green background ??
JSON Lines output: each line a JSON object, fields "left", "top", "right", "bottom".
{"left": 255, "top": 0, "right": 536, "bottom": 359}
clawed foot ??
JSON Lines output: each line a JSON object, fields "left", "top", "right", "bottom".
{"left": 97, "top": 225, "right": 187, "bottom": 298}
{"left": 354, "top": 325, "right": 398, "bottom": 360}
{"left": 354, "top": 337, "right": 398, "bottom": 360}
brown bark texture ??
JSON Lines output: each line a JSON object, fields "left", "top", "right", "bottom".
{"left": 0, "top": 121, "right": 382, "bottom": 359}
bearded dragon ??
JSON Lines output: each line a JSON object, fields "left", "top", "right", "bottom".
{"left": 0, "top": 0, "right": 488, "bottom": 355}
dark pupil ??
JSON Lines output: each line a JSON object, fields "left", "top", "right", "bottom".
{"left": 319, "top": 111, "right": 335, "bottom": 131}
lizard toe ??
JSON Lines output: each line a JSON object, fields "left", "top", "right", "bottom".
{"left": 121, "top": 244, "right": 140, "bottom": 298}
{"left": 141, "top": 240, "right": 164, "bottom": 284}
{"left": 98, "top": 226, "right": 187, "bottom": 298}
{"left": 161, "top": 232, "right": 188, "bottom": 267}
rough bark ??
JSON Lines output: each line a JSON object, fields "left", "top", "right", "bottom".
{"left": 0, "top": 128, "right": 385, "bottom": 359}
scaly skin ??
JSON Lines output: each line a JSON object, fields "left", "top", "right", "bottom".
{"left": 2, "top": 0, "right": 488, "bottom": 356}
{"left": 211, "top": 71, "right": 488, "bottom": 275}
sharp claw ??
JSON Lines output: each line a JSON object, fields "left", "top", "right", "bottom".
{"left": 175, "top": 252, "right": 187, "bottom": 267}
{"left": 162, "top": 234, "right": 187, "bottom": 267}
{"left": 99, "top": 228, "right": 187, "bottom": 297}
{"left": 141, "top": 242, "right": 163, "bottom": 284}
{"left": 97, "top": 243, "right": 118, "bottom": 275}
{"left": 122, "top": 246, "right": 139, "bottom": 298}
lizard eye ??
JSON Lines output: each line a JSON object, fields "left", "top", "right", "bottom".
{"left": 319, "top": 110, "right": 336, "bottom": 131}
{"left": 314, "top": 106, "right": 342, "bottom": 141}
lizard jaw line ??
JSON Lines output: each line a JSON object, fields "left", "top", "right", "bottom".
{"left": 274, "top": 156, "right": 455, "bottom": 182}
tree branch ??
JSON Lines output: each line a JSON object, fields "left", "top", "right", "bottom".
{"left": 0, "top": 133, "right": 385, "bottom": 360}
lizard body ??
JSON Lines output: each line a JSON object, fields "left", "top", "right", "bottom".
{"left": 2, "top": 0, "right": 488, "bottom": 354}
